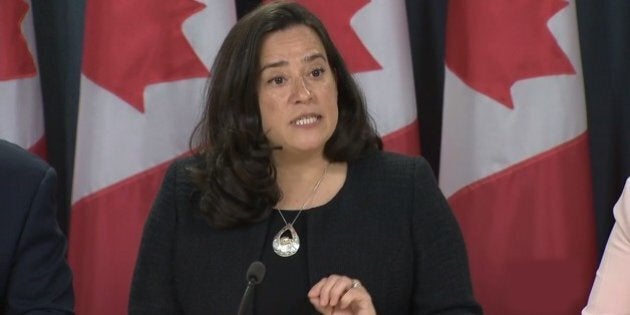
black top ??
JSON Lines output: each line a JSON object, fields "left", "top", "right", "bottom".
{"left": 255, "top": 210, "right": 313, "bottom": 314}
{"left": 129, "top": 151, "right": 483, "bottom": 314}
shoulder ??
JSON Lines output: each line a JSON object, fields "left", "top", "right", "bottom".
{"left": 0, "top": 139, "right": 51, "bottom": 181}
{"left": 346, "top": 151, "right": 443, "bottom": 208}
{"left": 163, "top": 155, "right": 202, "bottom": 183}
{"left": 350, "top": 151, "right": 435, "bottom": 182}
{"left": 614, "top": 177, "right": 630, "bottom": 231}
{"left": 157, "top": 155, "right": 203, "bottom": 203}
{"left": 0, "top": 140, "right": 55, "bottom": 207}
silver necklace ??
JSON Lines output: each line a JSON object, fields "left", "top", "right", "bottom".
{"left": 272, "top": 163, "right": 329, "bottom": 257}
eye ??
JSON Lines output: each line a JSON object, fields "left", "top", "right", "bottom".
{"left": 268, "top": 76, "right": 285, "bottom": 85}
{"left": 311, "top": 67, "right": 325, "bottom": 77}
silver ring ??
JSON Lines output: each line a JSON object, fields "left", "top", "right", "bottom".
{"left": 351, "top": 280, "right": 362, "bottom": 289}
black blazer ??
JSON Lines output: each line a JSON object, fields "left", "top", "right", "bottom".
{"left": 130, "top": 151, "right": 482, "bottom": 314}
{"left": 0, "top": 140, "right": 74, "bottom": 314}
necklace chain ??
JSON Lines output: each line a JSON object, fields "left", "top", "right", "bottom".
{"left": 272, "top": 163, "right": 329, "bottom": 257}
{"left": 277, "top": 162, "right": 329, "bottom": 225}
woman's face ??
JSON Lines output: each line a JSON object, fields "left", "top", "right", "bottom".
{"left": 257, "top": 25, "right": 338, "bottom": 160}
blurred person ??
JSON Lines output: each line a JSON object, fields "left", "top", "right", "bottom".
{"left": 0, "top": 139, "right": 74, "bottom": 314}
{"left": 583, "top": 177, "right": 630, "bottom": 314}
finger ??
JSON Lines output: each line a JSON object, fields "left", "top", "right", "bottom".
{"left": 328, "top": 277, "right": 354, "bottom": 306}
{"left": 308, "top": 277, "right": 330, "bottom": 313}
{"left": 309, "top": 277, "right": 336, "bottom": 314}
{"left": 339, "top": 287, "right": 371, "bottom": 310}
{"left": 308, "top": 296, "right": 329, "bottom": 315}
{"left": 318, "top": 274, "right": 342, "bottom": 306}
{"left": 307, "top": 277, "right": 327, "bottom": 298}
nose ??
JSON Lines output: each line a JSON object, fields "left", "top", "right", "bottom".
{"left": 291, "top": 77, "right": 312, "bottom": 104}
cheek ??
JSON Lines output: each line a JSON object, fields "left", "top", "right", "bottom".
{"left": 258, "top": 95, "right": 281, "bottom": 131}
{"left": 328, "top": 84, "right": 339, "bottom": 121}
{"left": 257, "top": 100, "right": 269, "bottom": 131}
{"left": 258, "top": 103, "right": 272, "bottom": 131}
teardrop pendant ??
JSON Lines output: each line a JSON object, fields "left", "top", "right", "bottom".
{"left": 272, "top": 223, "right": 300, "bottom": 257}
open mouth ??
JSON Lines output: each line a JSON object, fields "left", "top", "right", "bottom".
{"left": 291, "top": 114, "right": 321, "bottom": 126}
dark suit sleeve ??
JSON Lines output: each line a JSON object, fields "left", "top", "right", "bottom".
{"left": 129, "top": 161, "right": 181, "bottom": 314}
{"left": 6, "top": 167, "right": 74, "bottom": 314}
{"left": 411, "top": 159, "right": 483, "bottom": 314}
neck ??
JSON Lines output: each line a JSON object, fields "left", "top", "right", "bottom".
{"left": 273, "top": 153, "right": 328, "bottom": 183}
{"left": 274, "top": 157, "right": 330, "bottom": 210}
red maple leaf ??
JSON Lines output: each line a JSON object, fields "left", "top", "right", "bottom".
{"left": 263, "top": 0, "right": 381, "bottom": 73}
{"left": 446, "top": 0, "right": 575, "bottom": 108}
{"left": 0, "top": 0, "right": 37, "bottom": 81}
{"left": 82, "top": 0, "right": 209, "bottom": 112}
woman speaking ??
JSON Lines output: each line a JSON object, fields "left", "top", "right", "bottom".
{"left": 129, "top": 2, "right": 481, "bottom": 314}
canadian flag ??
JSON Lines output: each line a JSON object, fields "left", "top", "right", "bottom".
{"left": 68, "top": 1, "right": 236, "bottom": 314}
{"left": 441, "top": 0, "right": 597, "bottom": 314}
{"left": 294, "top": 0, "right": 419, "bottom": 155}
{"left": 0, "top": 0, "right": 46, "bottom": 157}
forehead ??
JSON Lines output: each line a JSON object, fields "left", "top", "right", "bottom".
{"left": 259, "top": 25, "right": 326, "bottom": 62}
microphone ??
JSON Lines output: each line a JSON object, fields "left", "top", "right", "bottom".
{"left": 237, "top": 261, "right": 266, "bottom": 315}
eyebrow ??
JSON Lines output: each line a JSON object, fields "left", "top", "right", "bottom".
{"left": 259, "top": 60, "right": 288, "bottom": 73}
{"left": 259, "top": 53, "right": 328, "bottom": 73}
{"left": 304, "top": 53, "right": 327, "bottom": 64}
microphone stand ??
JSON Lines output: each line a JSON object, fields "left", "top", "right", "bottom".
{"left": 237, "top": 261, "right": 265, "bottom": 315}
{"left": 237, "top": 279, "right": 257, "bottom": 315}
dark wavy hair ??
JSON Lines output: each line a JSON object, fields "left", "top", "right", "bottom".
{"left": 189, "top": 1, "right": 382, "bottom": 229}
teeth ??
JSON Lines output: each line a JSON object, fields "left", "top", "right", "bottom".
{"left": 294, "top": 115, "right": 319, "bottom": 126}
